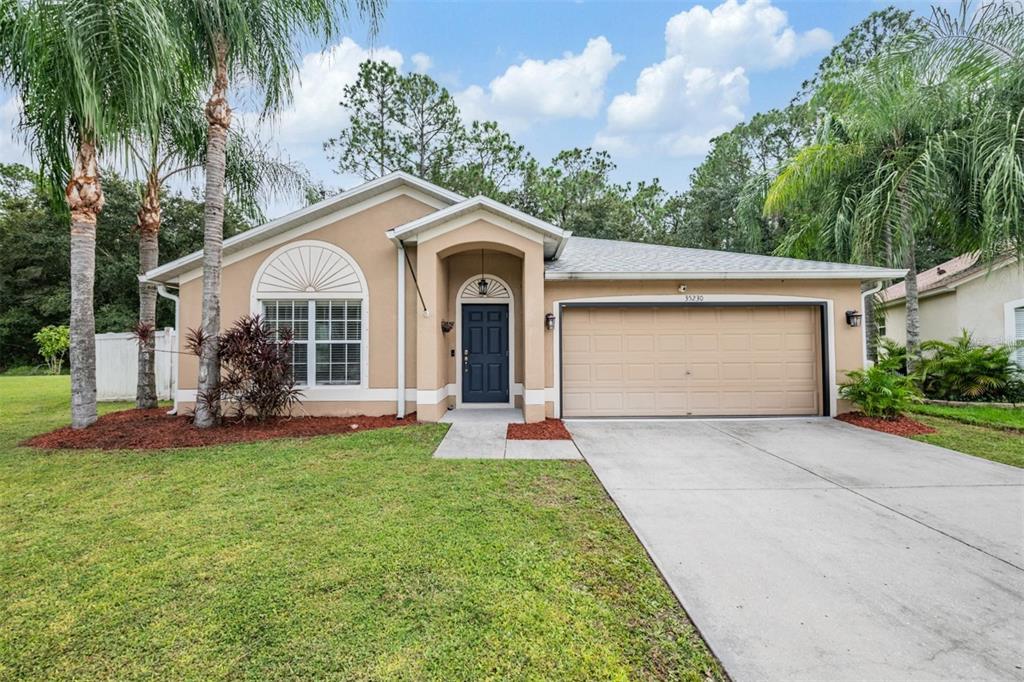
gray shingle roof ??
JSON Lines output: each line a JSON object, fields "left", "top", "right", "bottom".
{"left": 545, "top": 237, "right": 905, "bottom": 280}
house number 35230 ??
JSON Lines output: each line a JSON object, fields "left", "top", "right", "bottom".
{"left": 684, "top": 294, "right": 704, "bottom": 303}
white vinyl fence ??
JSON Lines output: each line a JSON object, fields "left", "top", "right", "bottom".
{"left": 95, "top": 329, "right": 177, "bottom": 401}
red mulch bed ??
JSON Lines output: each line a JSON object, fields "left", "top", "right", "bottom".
{"left": 23, "top": 408, "right": 419, "bottom": 451}
{"left": 506, "top": 419, "right": 573, "bottom": 440}
{"left": 836, "top": 411, "right": 937, "bottom": 437}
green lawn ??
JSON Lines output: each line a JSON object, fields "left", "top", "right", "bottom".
{"left": 911, "top": 414, "right": 1024, "bottom": 468}
{"left": 0, "top": 376, "right": 721, "bottom": 681}
{"left": 909, "top": 402, "right": 1024, "bottom": 431}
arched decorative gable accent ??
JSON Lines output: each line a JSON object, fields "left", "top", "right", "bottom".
{"left": 253, "top": 240, "right": 366, "bottom": 298}
{"left": 459, "top": 276, "right": 510, "bottom": 300}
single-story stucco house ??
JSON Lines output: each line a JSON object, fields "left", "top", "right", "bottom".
{"left": 879, "top": 252, "right": 1023, "bottom": 365}
{"left": 143, "top": 172, "right": 905, "bottom": 422}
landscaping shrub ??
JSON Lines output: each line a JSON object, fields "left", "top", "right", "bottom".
{"left": 919, "top": 330, "right": 1023, "bottom": 402}
{"left": 875, "top": 337, "right": 909, "bottom": 374}
{"left": 186, "top": 315, "right": 303, "bottom": 422}
{"left": 839, "top": 365, "right": 921, "bottom": 419}
{"left": 33, "top": 324, "right": 69, "bottom": 375}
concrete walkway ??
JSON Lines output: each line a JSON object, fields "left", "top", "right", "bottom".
{"left": 433, "top": 408, "right": 581, "bottom": 459}
{"left": 570, "top": 418, "right": 1024, "bottom": 682}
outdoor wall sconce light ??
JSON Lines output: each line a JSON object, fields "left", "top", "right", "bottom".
{"left": 441, "top": 320, "right": 455, "bottom": 333}
{"left": 845, "top": 309, "right": 863, "bottom": 327}
{"left": 545, "top": 313, "right": 556, "bottom": 331}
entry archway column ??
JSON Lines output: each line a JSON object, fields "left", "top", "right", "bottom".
{"left": 521, "top": 249, "right": 545, "bottom": 422}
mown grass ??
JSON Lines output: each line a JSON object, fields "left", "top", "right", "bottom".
{"left": 909, "top": 402, "right": 1024, "bottom": 431}
{"left": 912, "top": 414, "right": 1024, "bottom": 468}
{"left": 0, "top": 376, "right": 721, "bottom": 681}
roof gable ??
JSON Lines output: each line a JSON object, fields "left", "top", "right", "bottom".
{"left": 145, "top": 172, "right": 463, "bottom": 284}
{"left": 386, "top": 196, "right": 570, "bottom": 259}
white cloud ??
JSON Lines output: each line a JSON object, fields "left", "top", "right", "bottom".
{"left": 598, "top": 0, "right": 831, "bottom": 159}
{"left": 411, "top": 52, "right": 433, "bottom": 73}
{"left": 456, "top": 37, "right": 623, "bottom": 129}
{"left": 665, "top": 0, "right": 833, "bottom": 72}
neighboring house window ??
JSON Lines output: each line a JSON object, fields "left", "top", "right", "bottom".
{"left": 1016, "top": 307, "right": 1024, "bottom": 367}
{"left": 252, "top": 240, "right": 368, "bottom": 388}
{"left": 877, "top": 314, "right": 886, "bottom": 338}
{"left": 261, "top": 299, "right": 363, "bottom": 386}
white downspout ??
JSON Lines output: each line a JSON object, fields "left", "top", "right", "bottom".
{"left": 156, "top": 284, "right": 180, "bottom": 414}
{"left": 862, "top": 281, "right": 884, "bottom": 369}
{"left": 396, "top": 243, "right": 406, "bottom": 419}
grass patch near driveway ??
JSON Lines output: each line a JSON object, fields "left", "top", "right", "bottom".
{"left": 911, "top": 414, "right": 1024, "bottom": 468}
{"left": 0, "top": 376, "right": 721, "bottom": 680}
{"left": 909, "top": 403, "right": 1024, "bottom": 431}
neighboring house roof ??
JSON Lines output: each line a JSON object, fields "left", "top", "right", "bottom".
{"left": 880, "top": 252, "right": 1018, "bottom": 303}
{"left": 545, "top": 236, "right": 906, "bottom": 280}
{"left": 144, "top": 172, "right": 464, "bottom": 284}
{"left": 386, "top": 195, "right": 570, "bottom": 259}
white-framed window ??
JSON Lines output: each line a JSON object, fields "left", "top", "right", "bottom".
{"left": 251, "top": 240, "right": 369, "bottom": 389}
{"left": 262, "top": 299, "right": 363, "bottom": 386}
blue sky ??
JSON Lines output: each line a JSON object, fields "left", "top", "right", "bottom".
{"left": 0, "top": 0, "right": 941, "bottom": 218}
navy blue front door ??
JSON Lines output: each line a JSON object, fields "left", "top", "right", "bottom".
{"left": 462, "top": 304, "right": 509, "bottom": 403}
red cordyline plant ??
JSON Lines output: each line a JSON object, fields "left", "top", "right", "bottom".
{"left": 185, "top": 315, "right": 303, "bottom": 423}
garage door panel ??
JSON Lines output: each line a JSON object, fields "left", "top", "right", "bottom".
{"left": 562, "top": 305, "right": 821, "bottom": 417}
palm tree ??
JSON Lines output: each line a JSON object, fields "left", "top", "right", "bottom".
{"left": 766, "top": 1, "right": 1024, "bottom": 369}
{"left": 765, "top": 60, "right": 964, "bottom": 366}
{"left": 167, "top": 0, "right": 384, "bottom": 427}
{"left": 0, "top": 0, "right": 176, "bottom": 427}
{"left": 128, "top": 105, "right": 312, "bottom": 409}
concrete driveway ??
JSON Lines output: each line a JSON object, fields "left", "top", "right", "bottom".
{"left": 569, "top": 418, "right": 1024, "bottom": 681}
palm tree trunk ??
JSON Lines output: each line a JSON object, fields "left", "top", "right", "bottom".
{"left": 136, "top": 168, "right": 161, "bottom": 408}
{"left": 901, "top": 210, "right": 921, "bottom": 372}
{"left": 194, "top": 36, "right": 231, "bottom": 428}
{"left": 67, "top": 138, "right": 104, "bottom": 429}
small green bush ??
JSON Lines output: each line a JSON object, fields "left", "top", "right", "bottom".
{"left": 919, "top": 330, "right": 1023, "bottom": 402}
{"left": 874, "top": 337, "right": 909, "bottom": 374}
{"left": 840, "top": 365, "right": 921, "bottom": 418}
{"left": 33, "top": 325, "right": 70, "bottom": 375}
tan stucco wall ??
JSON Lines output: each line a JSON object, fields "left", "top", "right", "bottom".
{"left": 173, "top": 193, "right": 870, "bottom": 420}
{"left": 881, "top": 262, "right": 1023, "bottom": 346}
{"left": 542, "top": 278, "right": 867, "bottom": 416}
{"left": 176, "top": 193, "right": 436, "bottom": 416}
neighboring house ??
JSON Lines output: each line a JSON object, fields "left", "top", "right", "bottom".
{"left": 143, "top": 172, "right": 904, "bottom": 422}
{"left": 879, "top": 252, "right": 1024, "bottom": 364}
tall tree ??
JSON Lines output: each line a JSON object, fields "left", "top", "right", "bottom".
{"left": 0, "top": 0, "right": 176, "bottom": 427}
{"left": 766, "top": 60, "right": 965, "bottom": 365}
{"left": 170, "top": 0, "right": 383, "bottom": 428}
{"left": 128, "top": 105, "right": 311, "bottom": 408}
{"left": 0, "top": 164, "right": 253, "bottom": 371}
{"left": 325, "top": 60, "right": 465, "bottom": 183}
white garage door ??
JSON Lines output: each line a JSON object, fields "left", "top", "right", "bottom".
{"left": 561, "top": 305, "right": 822, "bottom": 417}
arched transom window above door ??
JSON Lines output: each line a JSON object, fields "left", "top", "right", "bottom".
{"left": 460, "top": 276, "right": 510, "bottom": 300}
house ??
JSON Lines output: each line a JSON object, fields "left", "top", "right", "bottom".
{"left": 879, "top": 252, "right": 1023, "bottom": 363}
{"left": 143, "top": 172, "right": 905, "bottom": 422}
